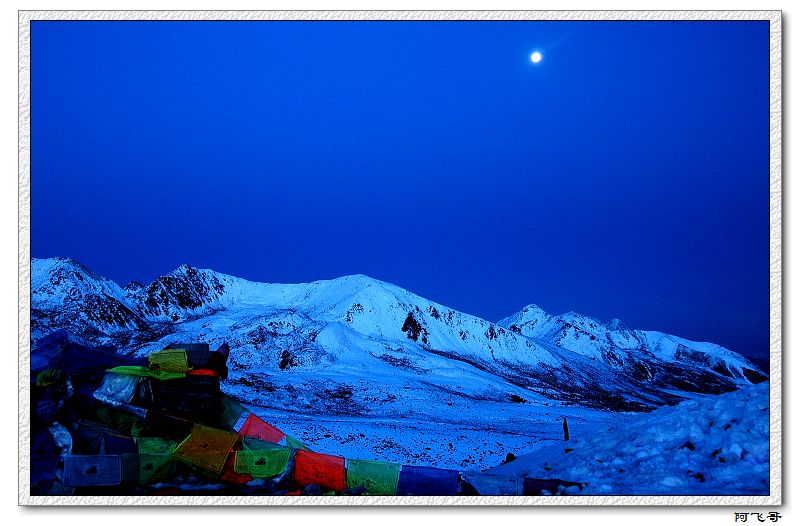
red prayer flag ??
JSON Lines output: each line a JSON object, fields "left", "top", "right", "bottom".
{"left": 189, "top": 369, "right": 220, "bottom": 377}
{"left": 293, "top": 450, "right": 346, "bottom": 492}
{"left": 237, "top": 414, "right": 286, "bottom": 444}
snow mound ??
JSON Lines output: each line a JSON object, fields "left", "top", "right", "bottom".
{"left": 488, "top": 383, "right": 769, "bottom": 495}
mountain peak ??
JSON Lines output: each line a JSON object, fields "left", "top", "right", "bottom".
{"left": 329, "top": 273, "right": 378, "bottom": 283}
{"left": 324, "top": 273, "right": 392, "bottom": 288}
{"left": 507, "top": 304, "right": 551, "bottom": 322}
{"left": 309, "top": 273, "right": 405, "bottom": 303}
{"left": 496, "top": 304, "right": 552, "bottom": 333}
{"left": 606, "top": 318, "right": 627, "bottom": 331}
{"left": 169, "top": 263, "right": 200, "bottom": 276}
{"left": 141, "top": 264, "right": 227, "bottom": 321}
{"left": 31, "top": 256, "right": 120, "bottom": 294}
{"left": 33, "top": 256, "right": 94, "bottom": 275}
{"left": 523, "top": 303, "right": 552, "bottom": 318}
{"left": 522, "top": 303, "right": 548, "bottom": 315}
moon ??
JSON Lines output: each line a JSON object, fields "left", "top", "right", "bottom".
{"left": 530, "top": 52, "right": 542, "bottom": 63}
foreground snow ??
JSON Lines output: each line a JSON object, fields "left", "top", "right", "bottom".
{"left": 242, "top": 397, "right": 615, "bottom": 471}
{"left": 488, "top": 382, "right": 769, "bottom": 495}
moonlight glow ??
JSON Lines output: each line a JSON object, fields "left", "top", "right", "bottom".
{"left": 530, "top": 52, "right": 542, "bottom": 63}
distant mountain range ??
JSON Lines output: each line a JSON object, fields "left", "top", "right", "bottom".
{"left": 30, "top": 257, "right": 766, "bottom": 416}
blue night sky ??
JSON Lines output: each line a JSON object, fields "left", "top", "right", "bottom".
{"left": 31, "top": 21, "right": 770, "bottom": 360}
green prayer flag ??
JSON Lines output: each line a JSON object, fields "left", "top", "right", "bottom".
{"left": 136, "top": 436, "right": 177, "bottom": 454}
{"left": 219, "top": 395, "right": 249, "bottom": 431}
{"left": 138, "top": 453, "right": 175, "bottom": 485}
{"left": 234, "top": 449, "right": 291, "bottom": 478}
{"left": 345, "top": 459, "right": 401, "bottom": 495}
{"left": 107, "top": 366, "right": 186, "bottom": 381}
{"left": 284, "top": 435, "right": 312, "bottom": 451}
{"left": 242, "top": 437, "right": 285, "bottom": 451}
{"left": 148, "top": 349, "right": 191, "bottom": 373}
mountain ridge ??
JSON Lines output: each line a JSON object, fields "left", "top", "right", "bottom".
{"left": 30, "top": 257, "right": 766, "bottom": 417}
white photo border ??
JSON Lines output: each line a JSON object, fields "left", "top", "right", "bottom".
{"left": 17, "top": 9, "right": 783, "bottom": 506}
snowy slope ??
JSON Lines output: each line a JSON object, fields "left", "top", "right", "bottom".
{"left": 489, "top": 382, "right": 769, "bottom": 495}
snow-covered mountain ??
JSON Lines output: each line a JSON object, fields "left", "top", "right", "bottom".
{"left": 499, "top": 304, "right": 766, "bottom": 399}
{"left": 29, "top": 257, "right": 769, "bottom": 472}
{"left": 29, "top": 257, "right": 768, "bottom": 468}
{"left": 31, "top": 257, "right": 765, "bottom": 412}
{"left": 31, "top": 258, "right": 153, "bottom": 345}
